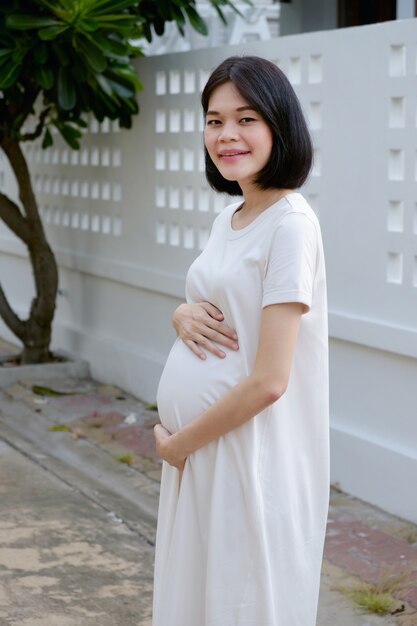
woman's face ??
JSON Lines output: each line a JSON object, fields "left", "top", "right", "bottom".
{"left": 204, "top": 81, "right": 273, "bottom": 188}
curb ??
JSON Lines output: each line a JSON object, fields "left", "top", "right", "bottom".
{"left": 0, "top": 350, "right": 90, "bottom": 389}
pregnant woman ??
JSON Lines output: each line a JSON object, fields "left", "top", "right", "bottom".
{"left": 153, "top": 56, "right": 329, "bottom": 626}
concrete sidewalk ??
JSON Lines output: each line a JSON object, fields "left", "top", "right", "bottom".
{"left": 0, "top": 350, "right": 416, "bottom": 624}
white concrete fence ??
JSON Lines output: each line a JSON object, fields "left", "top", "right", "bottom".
{"left": 1, "top": 19, "right": 416, "bottom": 523}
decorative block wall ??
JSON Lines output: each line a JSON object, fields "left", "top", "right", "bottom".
{"left": 1, "top": 19, "right": 417, "bottom": 522}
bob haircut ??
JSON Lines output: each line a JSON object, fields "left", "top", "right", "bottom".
{"left": 201, "top": 56, "right": 313, "bottom": 195}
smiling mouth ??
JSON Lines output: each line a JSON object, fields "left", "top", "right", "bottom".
{"left": 219, "top": 151, "right": 250, "bottom": 157}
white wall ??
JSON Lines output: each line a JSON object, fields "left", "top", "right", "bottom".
{"left": 1, "top": 19, "right": 417, "bottom": 522}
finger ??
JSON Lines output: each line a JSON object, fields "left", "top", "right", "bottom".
{"left": 196, "top": 337, "right": 226, "bottom": 358}
{"left": 191, "top": 315, "right": 237, "bottom": 341}
{"left": 182, "top": 326, "right": 238, "bottom": 353}
{"left": 212, "top": 321, "right": 238, "bottom": 341}
{"left": 184, "top": 335, "right": 226, "bottom": 359}
{"left": 206, "top": 327, "right": 239, "bottom": 347}
{"left": 212, "top": 334, "right": 239, "bottom": 351}
{"left": 199, "top": 301, "right": 224, "bottom": 320}
{"left": 194, "top": 316, "right": 238, "bottom": 341}
{"left": 184, "top": 340, "right": 207, "bottom": 360}
{"left": 154, "top": 424, "right": 171, "bottom": 440}
{"left": 195, "top": 325, "right": 238, "bottom": 349}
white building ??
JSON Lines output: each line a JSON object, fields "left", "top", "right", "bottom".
{"left": 280, "top": 0, "right": 416, "bottom": 34}
{"left": 143, "top": 0, "right": 417, "bottom": 54}
{"left": 142, "top": 1, "right": 280, "bottom": 55}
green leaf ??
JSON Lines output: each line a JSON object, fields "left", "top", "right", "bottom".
{"left": 32, "top": 384, "right": 69, "bottom": 397}
{"left": 0, "top": 49, "right": 13, "bottom": 59}
{"left": 95, "top": 73, "right": 113, "bottom": 97}
{"left": 37, "top": 0, "right": 72, "bottom": 19}
{"left": 120, "top": 96, "right": 138, "bottom": 114}
{"left": 91, "top": 33, "right": 129, "bottom": 59}
{"left": 83, "top": 14, "right": 137, "bottom": 23}
{"left": 42, "top": 127, "right": 53, "bottom": 149}
{"left": 153, "top": 16, "right": 166, "bottom": 37}
{"left": 86, "top": 0, "right": 139, "bottom": 15}
{"left": 154, "top": 2, "right": 172, "bottom": 21}
{"left": 34, "top": 44, "right": 48, "bottom": 64}
{"left": 47, "top": 0, "right": 73, "bottom": 11}
{"left": 185, "top": 6, "right": 208, "bottom": 36}
{"left": 57, "top": 67, "right": 76, "bottom": 110}
{"left": 76, "top": 18, "right": 100, "bottom": 33}
{"left": 107, "top": 78, "right": 134, "bottom": 98}
{"left": 39, "top": 25, "right": 70, "bottom": 40}
{"left": 171, "top": 3, "right": 186, "bottom": 29}
{"left": 58, "top": 123, "right": 82, "bottom": 149}
{"left": 209, "top": 3, "right": 228, "bottom": 25}
{"left": 106, "top": 66, "right": 142, "bottom": 92}
{"left": 77, "top": 37, "right": 107, "bottom": 72}
{"left": 52, "top": 41, "right": 70, "bottom": 65}
{"left": 142, "top": 21, "right": 152, "bottom": 42}
{"left": 11, "top": 48, "right": 28, "bottom": 64}
{"left": 0, "top": 61, "right": 22, "bottom": 89}
{"left": 96, "top": 88, "right": 118, "bottom": 116}
{"left": 48, "top": 423, "right": 71, "bottom": 432}
{"left": 36, "top": 66, "right": 54, "bottom": 90}
{"left": 118, "top": 112, "right": 133, "bottom": 129}
{"left": 6, "top": 15, "right": 62, "bottom": 30}
{"left": 209, "top": 0, "right": 247, "bottom": 22}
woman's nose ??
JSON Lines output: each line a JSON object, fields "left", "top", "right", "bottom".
{"left": 218, "top": 122, "right": 239, "bottom": 141}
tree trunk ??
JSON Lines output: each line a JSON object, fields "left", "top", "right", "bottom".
{"left": 0, "top": 138, "right": 58, "bottom": 364}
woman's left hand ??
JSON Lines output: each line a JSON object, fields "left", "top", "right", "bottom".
{"left": 154, "top": 424, "right": 187, "bottom": 471}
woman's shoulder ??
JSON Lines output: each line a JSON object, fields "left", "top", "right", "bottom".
{"left": 266, "top": 193, "right": 323, "bottom": 254}
{"left": 280, "top": 192, "right": 319, "bottom": 226}
{"left": 268, "top": 193, "right": 321, "bottom": 240}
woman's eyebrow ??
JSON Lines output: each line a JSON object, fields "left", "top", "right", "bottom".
{"left": 206, "top": 106, "right": 256, "bottom": 116}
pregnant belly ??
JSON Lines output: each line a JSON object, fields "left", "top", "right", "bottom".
{"left": 156, "top": 338, "right": 246, "bottom": 433}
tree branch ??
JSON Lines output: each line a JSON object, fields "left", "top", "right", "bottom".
{"left": 0, "top": 192, "right": 31, "bottom": 244}
{"left": 19, "top": 107, "right": 52, "bottom": 142}
{"left": 0, "top": 139, "right": 42, "bottom": 225}
{"left": 0, "top": 282, "right": 26, "bottom": 341}
{"left": 11, "top": 86, "right": 41, "bottom": 136}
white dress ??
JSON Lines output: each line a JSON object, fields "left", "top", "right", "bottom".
{"left": 153, "top": 192, "right": 329, "bottom": 626}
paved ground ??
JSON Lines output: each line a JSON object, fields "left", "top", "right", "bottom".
{"left": 0, "top": 340, "right": 416, "bottom": 625}
{"left": 0, "top": 439, "right": 153, "bottom": 626}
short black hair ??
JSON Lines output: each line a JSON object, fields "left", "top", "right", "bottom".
{"left": 201, "top": 56, "right": 313, "bottom": 195}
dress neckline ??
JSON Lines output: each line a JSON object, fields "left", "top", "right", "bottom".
{"left": 227, "top": 192, "right": 298, "bottom": 240}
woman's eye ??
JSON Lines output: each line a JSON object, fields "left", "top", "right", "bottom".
{"left": 240, "top": 117, "right": 256, "bottom": 123}
{"left": 206, "top": 119, "right": 221, "bottom": 126}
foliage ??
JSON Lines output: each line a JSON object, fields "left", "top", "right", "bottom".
{"left": 113, "top": 452, "right": 135, "bottom": 465}
{"left": 138, "top": 0, "right": 249, "bottom": 40}
{"left": 48, "top": 423, "right": 72, "bottom": 431}
{"left": 0, "top": 0, "right": 249, "bottom": 149}
{"left": 339, "top": 569, "right": 412, "bottom": 616}
{"left": 350, "top": 589, "right": 393, "bottom": 615}
{"left": 1, "top": 0, "right": 141, "bottom": 150}
{"left": 0, "top": 0, "right": 248, "bottom": 363}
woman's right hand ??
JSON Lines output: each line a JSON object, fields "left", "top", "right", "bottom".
{"left": 172, "top": 302, "right": 239, "bottom": 360}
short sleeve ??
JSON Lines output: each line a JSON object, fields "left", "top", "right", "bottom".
{"left": 262, "top": 212, "right": 318, "bottom": 312}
